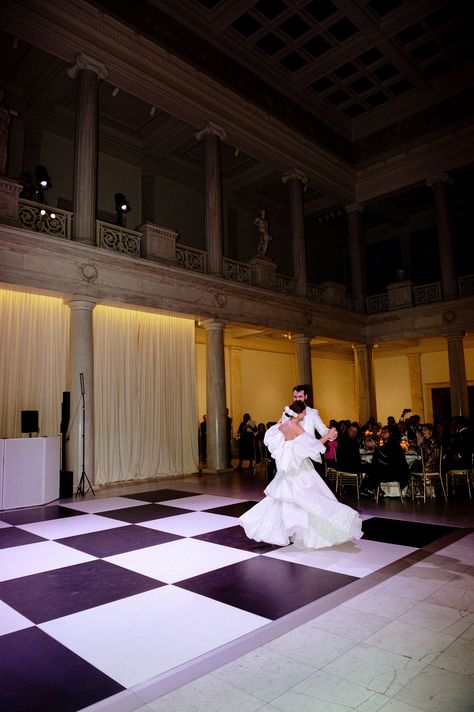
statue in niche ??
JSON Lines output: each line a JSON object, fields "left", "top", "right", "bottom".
{"left": 254, "top": 208, "right": 272, "bottom": 258}
{"left": 0, "top": 89, "right": 18, "bottom": 177}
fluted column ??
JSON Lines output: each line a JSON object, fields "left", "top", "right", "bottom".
{"left": 427, "top": 174, "right": 457, "bottom": 300}
{"left": 346, "top": 203, "right": 367, "bottom": 313}
{"left": 227, "top": 346, "right": 242, "bottom": 440}
{"left": 406, "top": 352, "right": 424, "bottom": 419}
{"left": 282, "top": 170, "right": 308, "bottom": 297}
{"left": 195, "top": 122, "right": 227, "bottom": 276}
{"left": 353, "top": 344, "right": 377, "bottom": 425}
{"left": 68, "top": 54, "right": 108, "bottom": 244}
{"left": 202, "top": 319, "right": 232, "bottom": 473}
{"left": 65, "top": 297, "right": 98, "bottom": 487}
{"left": 446, "top": 332, "right": 469, "bottom": 416}
{"left": 293, "top": 334, "right": 313, "bottom": 391}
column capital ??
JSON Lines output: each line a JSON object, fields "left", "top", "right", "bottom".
{"left": 195, "top": 122, "right": 227, "bottom": 142}
{"left": 444, "top": 331, "right": 466, "bottom": 342}
{"left": 281, "top": 169, "right": 308, "bottom": 189}
{"left": 352, "top": 343, "right": 376, "bottom": 353}
{"left": 64, "top": 296, "right": 99, "bottom": 311}
{"left": 345, "top": 203, "right": 364, "bottom": 214}
{"left": 292, "top": 333, "right": 311, "bottom": 345}
{"left": 426, "top": 173, "right": 451, "bottom": 188}
{"left": 67, "top": 53, "right": 108, "bottom": 81}
{"left": 200, "top": 318, "right": 226, "bottom": 331}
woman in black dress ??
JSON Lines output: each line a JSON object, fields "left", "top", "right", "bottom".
{"left": 237, "top": 413, "right": 257, "bottom": 472}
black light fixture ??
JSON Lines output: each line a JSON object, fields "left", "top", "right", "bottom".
{"left": 34, "top": 164, "right": 52, "bottom": 203}
{"left": 114, "top": 192, "right": 131, "bottom": 225}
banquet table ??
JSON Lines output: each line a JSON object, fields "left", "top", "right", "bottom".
{"left": 359, "top": 449, "right": 421, "bottom": 497}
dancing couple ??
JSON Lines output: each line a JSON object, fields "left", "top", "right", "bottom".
{"left": 240, "top": 386, "right": 363, "bottom": 549}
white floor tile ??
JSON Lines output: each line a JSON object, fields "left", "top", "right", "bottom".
{"left": 264, "top": 623, "right": 356, "bottom": 668}
{"left": 104, "top": 537, "right": 257, "bottom": 583}
{"left": 363, "top": 619, "right": 456, "bottom": 662}
{"left": 0, "top": 540, "right": 96, "bottom": 581}
{"left": 212, "top": 646, "right": 315, "bottom": 704}
{"left": 340, "top": 588, "right": 417, "bottom": 620}
{"left": 0, "top": 521, "right": 12, "bottom": 529}
{"left": 397, "top": 600, "right": 474, "bottom": 633}
{"left": 306, "top": 605, "right": 390, "bottom": 645}
{"left": 59, "top": 497, "right": 149, "bottom": 513}
{"left": 394, "top": 664, "right": 474, "bottom": 712}
{"left": 430, "top": 636, "right": 474, "bottom": 675}
{"left": 142, "top": 672, "right": 264, "bottom": 712}
{"left": 139, "top": 511, "right": 239, "bottom": 537}
{"left": 0, "top": 599, "right": 34, "bottom": 635}
{"left": 264, "top": 539, "right": 416, "bottom": 578}
{"left": 39, "top": 586, "right": 270, "bottom": 688}
{"left": 160, "top": 495, "right": 248, "bottom": 511}
{"left": 288, "top": 668, "right": 374, "bottom": 708}
{"left": 322, "top": 642, "right": 429, "bottom": 696}
{"left": 18, "top": 513, "right": 128, "bottom": 540}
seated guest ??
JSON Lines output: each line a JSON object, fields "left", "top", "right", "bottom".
{"left": 434, "top": 420, "right": 450, "bottom": 449}
{"left": 361, "top": 426, "right": 409, "bottom": 497}
{"left": 387, "top": 416, "right": 401, "bottom": 440}
{"left": 336, "top": 423, "right": 362, "bottom": 474}
{"left": 412, "top": 423, "right": 438, "bottom": 473}
{"left": 444, "top": 416, "right": 473, "bottom": 471}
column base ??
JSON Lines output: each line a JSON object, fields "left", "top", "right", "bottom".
{"left": 201, "top": 467, "right": 234, "bottom": 475}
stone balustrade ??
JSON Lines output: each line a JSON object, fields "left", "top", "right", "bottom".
{"left": 96, "top": 220, "right": 141, "bottom": 256}
{"left": 19, "top": 199, "right": 73, "bottom": 240}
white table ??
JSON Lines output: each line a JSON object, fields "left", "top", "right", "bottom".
{"left": 359, "top": 449, "right": 420, "bottom": 497}
{"left": 1, "top": 436, "right": 60, "bottom": 509}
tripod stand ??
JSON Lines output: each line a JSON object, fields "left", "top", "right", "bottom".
{"left": 76, "top": 372, "right": 95, "bottom": 498}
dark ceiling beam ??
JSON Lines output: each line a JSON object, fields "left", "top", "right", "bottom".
{"left": 224, "top": 162, "right": 276, "bottom": 193}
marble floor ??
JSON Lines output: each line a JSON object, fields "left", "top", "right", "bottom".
{"left": 0, "top": 469, "right": 473, "bottom": 712}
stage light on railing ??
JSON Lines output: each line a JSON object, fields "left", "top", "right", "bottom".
{"left": 111, "top": 86, "right": 119, "bottom": 97}
{"left": 114, "top": 192, "right": 131, "bottom": 226}
{"left": 34, "top": 165, "right": 52, "bottom": 203}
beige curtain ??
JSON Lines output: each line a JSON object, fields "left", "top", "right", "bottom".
{"left": 0, "top": 288, "right": 69, "bottom": 438}
{"left": 93, "top": 305, "right": 198, "bottom": 484}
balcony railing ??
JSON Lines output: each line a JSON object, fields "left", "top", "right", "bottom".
{"left": 274, "top": 274, "right": 295, "bottom": 295}
{"left": 13, "top": 203, "right": 474, "bottom": 314}
{"left": 176, "top": 244, "right": 207, "bottom": 273}
{"left": 223, "top": 257, "right": 252, "bottom": 284}
{"left": 19, "top": 199, "right": 72, "bottom": 240}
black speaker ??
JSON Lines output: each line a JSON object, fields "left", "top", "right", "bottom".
{"left": 60, "top": 391, "right": 70, "bottom": 434}
{"left": 60, "top": 470, "right": 73, "bottom": 498}
{"left": 21, "top": 410, "right": 39, "bottom": 433}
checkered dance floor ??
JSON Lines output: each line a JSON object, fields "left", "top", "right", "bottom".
{"left": 0, "top": 488, "right": 462, "bottom": 712}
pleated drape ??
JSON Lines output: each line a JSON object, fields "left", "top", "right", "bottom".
{"left": 0, "top": 289, "right": 69, "bottom": 438}
{"left": 93, "top": 305, "right": 198, "bottom": 483}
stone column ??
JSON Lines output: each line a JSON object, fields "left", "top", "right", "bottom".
{"left": 353, "top": 344, "right": 377, "bottom": 425}
{"left": 427, "top": 174, "right": 457, "bottom": 300}
{"left": 446, "top": 332, "right": 469, "bottom": 416}
{"left": 201, "top": 319, "right": 232, "bottom": 473}
{"left": 406, "top": 352, "right": 424, "bottom": 419}
{"left": 195, "top": 122, "right": 227, "bottom": 276}
{"left": 227, "top": 346, "right": 242, "bottom": 441}
{"left": 65, "top": 297, "right": 98, "bottom": 488}
{"left": 67, "top": 54, "right": 108, "bottom": 244}
{"left": 293, "top": 334, "right": 313, "bottom": 391}
{"left": 282, "top": 170, "right": 308, "bottom": 297}
{"left": 346, "top": 204, "right": 367, "bottom": 313}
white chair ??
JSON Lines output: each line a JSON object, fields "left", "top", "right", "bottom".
{"left": 336, "top": 471, "right": 360, "bottom": 500}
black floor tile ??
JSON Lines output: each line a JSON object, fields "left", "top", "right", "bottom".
{"left": 0, "top": 505, "right": 84, "bottom": 526}
{"left": 0, "top": 527, "right": 47, "bottom": 549}
{"left": 0, "top": 559, "right": 164, "bottom": 624}
{"left": 362, "top": 517, "right": 458, "bottom": 547}
{"left": 176, "top": 556, "right": 357, "bottom": 620}
{"left": 0, "top": 627, "right": 124, "bottom": 712}
{"left": 204, "top": 501, "right": 258, "bottom": 517}
{"left": 97, "top": 503, "right": 192, "bottom": 523}
{"left": 60, "top": 524, "right": 182, "bottom": 557}
{"left": 195, "top": 525, "right": 281, "bottom": 553}
{"left": 124, "top": 489, "right": 200, "bottom": 502}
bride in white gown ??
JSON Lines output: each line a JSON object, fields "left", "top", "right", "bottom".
{"left": 240, "top": 401, "right": 363, "bottom": 549}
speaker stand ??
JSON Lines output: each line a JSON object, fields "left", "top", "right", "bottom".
{"left": 75, "top": 376, "right": 95, "bottom": 498}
